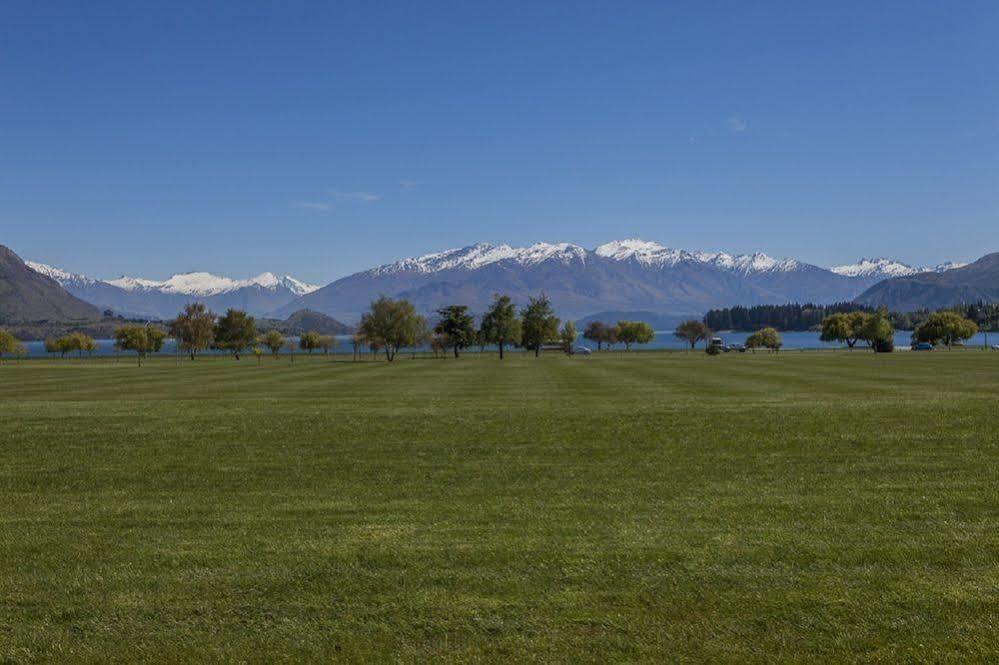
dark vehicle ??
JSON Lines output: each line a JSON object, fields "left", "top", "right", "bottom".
{"left": 912, "top": 342, "right": 934, "bottom": 351}
{"left": 725, "top": 344, "right": 747, "bottom": 353}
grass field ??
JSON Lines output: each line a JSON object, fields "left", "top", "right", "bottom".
{"left": 1, "top": 350, "right": 998, "bottom": 662}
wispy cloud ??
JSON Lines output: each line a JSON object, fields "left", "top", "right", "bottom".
{"left": 399, "top": 179, "right": 418, "bottom": 192}
{"left": 727, "top": 116, "right": 747, "bottom": 133}
{"left": 295, "top": 202, "right": 331, "bottom": 212}
{"left": 331, "top": 190, "right": 382, "bottom": 202}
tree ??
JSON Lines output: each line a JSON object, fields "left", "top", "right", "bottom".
{"left": 674, "top": 320, "right": 711, "bottom": 350}
{"left": 114, "top": 325, "right": 165, "bottom": 366}
{"left": 479, "top": 294, "right": 521, "bottom": 359}
{"left": 617, "top": 320, "right": 655, "bottom": 351}
{"left": 820, "top": 312, "right": 869, "bottom": 348}
{"left": 169, "top": 303, "right": 216, "bottom": 360}
{"left": 746, "top": 327, "right": 782, "bottom": 353}
{"left": 213, "top": 309, "right": 256, "bottom": 360}
{"left": 913, "top": 311, "right": 978, "bottom": 349}
{"left": 299, "top": 331, "right": 322, "bottom": 354}
{"left": 261, "top": 330, "right": 285, "bottom": 357}
{"left": 860, "top": 309, "right": 894, "bottom": 352}
{"left": 318, "top": 335, "right": 335, "bottom": 356}
{"left": 583, "top": 321, "right": 609, "bottom": 351}
{"left": 252, "top": 346, "right": 263, "bottom": 364}
{"left": 520, "top": 294, "right": 559, "bottom": 358}
{"left": 43, "top": 338, "right": 60, "bottom": 357}
{"left": 560, "top": 320, "right": 578, "bottom": 353}
{"left": 0, "top": 330, "right": 26, "bottom": 365}
{"left": 351, "top": 332, "right": 365, "bottom": 361}
{"left": 434, "top": 305, "right": 476, "bottom": 358}
{"left": 357, "top": 296, "right": 427, "bottom": 362}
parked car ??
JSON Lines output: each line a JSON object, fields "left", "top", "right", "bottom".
{"left": 708, "top": 337, "right": 725, "bottom": 349}
{"left": 726, "top": 344, "right": 747, "bottom": 353}
{"left": 573, "top": 346, "right": 592, "bottom": 355}
{"left": 912, "top": 342, "right": 934, "bottom": 351}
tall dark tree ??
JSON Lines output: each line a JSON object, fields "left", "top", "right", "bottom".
{"left": 169, "top": 303, "right": 216, "bottom": 360}
{"left": 213, "top": 309, "right": 256, "bottom": 360}
{"left": 479, "top": 294, "right": 521, "bottom": 359}
{"left": 520, "top": 294, "right": 560, "bottom": 358}
{"left": 434, "top": 305, "right": 476, "bottom": 358}
{"left": 583, "top": 321, "right": 611, "bottom": 351}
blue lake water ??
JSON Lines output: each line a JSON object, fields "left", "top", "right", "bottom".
{"left": 17, "top": 330, "right": 995, "bottom": 357}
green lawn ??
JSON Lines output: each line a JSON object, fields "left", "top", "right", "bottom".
{"left": 1, "top": 350, "right": 997, "bottom": 662}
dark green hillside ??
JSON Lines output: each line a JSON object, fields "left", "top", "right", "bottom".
{"left": 0, "top": 244, "right": 100, "bottom": 323}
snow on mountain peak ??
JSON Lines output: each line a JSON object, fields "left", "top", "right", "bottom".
{"left": 371, "top": 241, "right": 587, "bottom": 275}
{"left": 26, "top": 261, "right": 98, "bottom": 285}
{"left": 830, "top": 257, "right": 920, "bottom": 278}
{"left": 594, "top": 239, "right": 689, "bottom": 266}
{"left": 101, "top": 270, "right": 318, "bottom": 295}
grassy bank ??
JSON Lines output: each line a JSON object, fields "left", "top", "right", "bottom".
{"left": 1, "top": 351, "right": 997, "bottom": 661}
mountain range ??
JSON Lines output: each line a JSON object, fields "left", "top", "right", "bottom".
{"left": 25, "top": 262, "right": 318, "bottom": 320}
{"left": 4, "top": 240, "right": 987, "bottom": 326}
{"left": 272, "top": 240, "right": 965, "bottom": 322}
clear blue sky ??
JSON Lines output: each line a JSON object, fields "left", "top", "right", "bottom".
{"left": 3, "top": 1, "right": 997, "bottom": 284}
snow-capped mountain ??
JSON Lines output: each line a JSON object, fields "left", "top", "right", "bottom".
{"left": 107, "top": 271, "right": 317, "bottom": 297}
{"left": 831, "top": 257, "right": 968, "bottom": 279}
{"left": 275, "top": 238, "right": 944, "bottom": 322}
{"left": 26, "top": 262, "right": 318, "bottom": 319}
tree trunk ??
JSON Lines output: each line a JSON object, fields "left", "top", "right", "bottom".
{"left": 453, "top": 346, "right": 459, "bottom": 358}
{"left": 534, "top": 346, "right": 539, "bottom": 358}
{"left": 499, "top": 342, "right": 505, "bottom": 359}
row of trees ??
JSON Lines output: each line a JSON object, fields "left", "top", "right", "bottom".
{"left": 355, "top": 294, "right": 580, "bottom": 361}
{"left": 819, "top": 309, "right": 979, "bottom": 351}
{"left": 581, "top": 320, "right": 656, "bottom": 351}
{"left": 43, "top": 332, "right": 98, "bottom": 358}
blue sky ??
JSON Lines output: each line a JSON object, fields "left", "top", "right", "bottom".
{"left": 2, "top": 1, "right": 997, "bottom": 284}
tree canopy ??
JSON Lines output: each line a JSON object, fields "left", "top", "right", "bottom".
{"left": 673, "top": 320, "right": 710, "bottom": 350}
{"left": 520, "top": 295, "right": 560, "bottom": 357}
{"left": 582, "top": 321, "right": 618, "bottom": 351}
{"left": 616, "top": 320, "right": 655, "bottom": 351}
{"left": 746, "top": 327, "right": 782, "bottom": 353}
{"left": 261, "top": 330, "right": 285, "bottom": 356}
{"left": 214, "top": 309, "right": 257, "bottom": 360}
{"left": 434, "top": 305, "right": 476, "bottom": 358}
{"left": 0, "top": 330, "right": 26, "bottom": 363}
{"left": 114, "top": 325, "right": 165, "bottom": 366}
{"left": 299, "top": 331, "right": 322, "bottom": 354}
{"left": 479, "top": 294, "right": 521, "bottom": 359}
{"left": 913, "top": 312, "right": 978, "bottom": 348}
{"left": 358, "top": 296, "right": 427, "bottom": 362}
{"left": 560, "top": 320, "right": 578, "bottom": 353}
{"left": 169, "top": 303, "right": 215, "bottom": 359}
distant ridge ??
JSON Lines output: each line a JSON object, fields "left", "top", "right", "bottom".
{"left": 854, "top": 252, "right": 999, "bottom": 311}
{"left": 0, "top": 245, "right": 100, "bottom": 323}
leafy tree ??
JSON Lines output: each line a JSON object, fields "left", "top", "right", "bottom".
{"left": 617, "top": 320, "right": 655, "bottom": 351}
{"left": 299, "top": 331, "right": 322, "bottom": 354}
{"left": 913, "top": 312, "right": 978, "bottom": 349}
{"left": 114, "top": 325, "right": 165, "bottom": 366}
{"left": 560, "top": 320, "right": 578, "bottom": 353}
{"left": 583, "top": 321, "right": 611, "bottom": 351}
{"left": 0, "top": 330, "right": 26, "bottom": 364}
{"left": 252, "top": 346, "right": 263, "bottom": 364}
{"left": 261, "top": 330, "right": 285, "bottom": 357}
{"left": 169, "top": 303, "right": 216, "bottom": 359}
{"left": 860, "top": 309, "right": 894, "bottom": 352}
{"left": 213, "top": 309, "right": 256, "bottom": 360}
{"left": 520, "top": 294, "right": 559, "bottom": 358}
{"left": 746, "top": 327, "right": 782, "bottom": 353}
{"left": 673, "top": 320, "right": 711, "bottom": 350}
{"left": 430, "top": 333, "right": 448, "bottom": 358}
{"left": 318, "top": 335, "right": 335, "bottom": 356}
{"left": 357, "top": 296, "right": 427, "bottom": 362}
{"left": 434, "top": 305, "right": 476, "bottom": 358}
{"left": 479, "top": 294, "right": 522, "bottom": 359}
{"left": 43, "top": 338, "right": 60, "bottom": 357}
{"left": 350, "top": 332, "right": 365, "bottom": 361}
{"left": 820, "top": 312, "right": 869, "bottom": 348}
